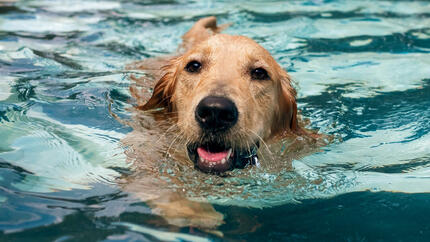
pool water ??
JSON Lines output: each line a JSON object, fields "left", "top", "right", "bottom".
{"left": 1, "top": 0, "right": 430, "bottom": 241}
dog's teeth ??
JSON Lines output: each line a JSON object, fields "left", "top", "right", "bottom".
{"left": 221, "top": 158, "right": 226, "bottom": 164}
{"left": 227, "top": 148, "right": 233, "bottom": 158}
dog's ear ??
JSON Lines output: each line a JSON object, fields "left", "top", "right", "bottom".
{"left": 139, "top": 59, "right": 179, "bottom": 112}
{"left": 181, "top": 16, "right": 230, "bottom": 52}
{"left": 271, "top": 73, "right": 305, "bottom": 138}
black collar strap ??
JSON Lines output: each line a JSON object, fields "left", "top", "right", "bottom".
{"left": 238, "top": 145, "right": 260, "bottom": 167}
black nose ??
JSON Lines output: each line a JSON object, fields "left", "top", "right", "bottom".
{"left": 195, "top": 96, "right": 238, "bottom": 132}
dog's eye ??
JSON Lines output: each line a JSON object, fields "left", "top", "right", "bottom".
{"left": 251, "top": 67, "right": 269, "bottom": 80}
{"left": 185, "top": 61, "right": 202, "bottom": 73}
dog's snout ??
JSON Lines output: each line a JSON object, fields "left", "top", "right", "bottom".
{"left": 195, "top": 96, "right": 238, "bottom": 131}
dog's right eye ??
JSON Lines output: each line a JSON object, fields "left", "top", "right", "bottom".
{"left": 251, "top": 67, "right": 269, "bottom": 80}
{"left": 185, "top": 61, "right": 202, "bottom": 73}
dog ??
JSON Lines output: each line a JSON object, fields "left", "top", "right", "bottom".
{"left": 130, "top": 16, "right": 309, "bottom": 173}
{"left": 123, "top": 16, "right": 320, "bottom": 231}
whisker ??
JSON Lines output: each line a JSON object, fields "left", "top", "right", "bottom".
{"left": 165, "top": 132, "right": 182, "bottom": 159}
{"left": 245, "top": 128, "right": 275, "bottom": 164}
{"left": 154, "top": 122, "right": 179, "bottom": 144}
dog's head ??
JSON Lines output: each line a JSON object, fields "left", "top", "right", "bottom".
{"left": 141, "top": 34, "right": 302, "bottom": 173}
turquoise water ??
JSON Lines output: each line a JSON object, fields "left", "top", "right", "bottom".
{"left": 1, "top": 0, "right": 430, "bottom": 240}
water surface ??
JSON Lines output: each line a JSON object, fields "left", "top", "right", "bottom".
{"left": 1, "top": 0, "right": 430, "bottom": 241}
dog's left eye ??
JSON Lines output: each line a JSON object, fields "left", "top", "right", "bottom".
{"left": 251, "top": 68, "right": 269, "bottom": 80}
{"left": 185, "top": 61, "right": 202, "bottom": 73}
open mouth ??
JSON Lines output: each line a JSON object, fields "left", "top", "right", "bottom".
{"left": 187, "top": 141, "right": 259, "bottom": 173}
{"left": 196, "top": 146, "right": 234, "bottom": 172}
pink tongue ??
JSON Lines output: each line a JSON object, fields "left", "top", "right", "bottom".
{"left": 197, "top": 147, "right": 229, "bottom": 162}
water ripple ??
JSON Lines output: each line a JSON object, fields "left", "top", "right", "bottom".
{"left": 1, "top": 0, "right": 430, "bottom": 239}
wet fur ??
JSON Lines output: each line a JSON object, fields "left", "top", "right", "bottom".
{"left": 124, "top": 16, "right": 320, "bottom": 232}
{"left": 132, "top": 17, "right": 308, "bottom": 155}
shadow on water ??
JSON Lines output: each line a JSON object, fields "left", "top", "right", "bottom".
{"left": 219, "top": 191, "right": 430, "bottom": 241}
{"left": 2, "top": 191, "right": 430, "bottom": 241}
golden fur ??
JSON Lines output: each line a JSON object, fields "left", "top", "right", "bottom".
{"left": 124, "top": 16, "right": 320, "bottom": 232}
{"left": 133, "top": 17, "right": 306, "bottom": 154}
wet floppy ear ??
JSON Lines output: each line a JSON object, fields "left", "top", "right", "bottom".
{"left": 271, "top": 73, "right": 305, "bottom": 137}
{"left": 139, "top": 58, "right": 180, "bottom": 112}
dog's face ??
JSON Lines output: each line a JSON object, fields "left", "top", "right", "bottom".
{"left": 142, "top": 34, "right": 300, "bottom": 173}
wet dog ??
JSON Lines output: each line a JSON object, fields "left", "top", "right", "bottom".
{"left": 124, "top": 16, "right": 319, "bottom": 231}
{"left": 131, "top": 16, "right": 307, "bottom": 174}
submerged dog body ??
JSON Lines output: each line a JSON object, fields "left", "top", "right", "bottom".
{"left": 133, "top": 17, "right": 305, "bottom": 173}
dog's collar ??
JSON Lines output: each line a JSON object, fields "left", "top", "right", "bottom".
{"left": 238, "top": 145, "right": 260, "bottom": 167}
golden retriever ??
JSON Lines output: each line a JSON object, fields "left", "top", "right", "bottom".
{"left": 130, "top": 16, "right": 307, "bottom": 174}
{"left": 124, "top": 16, "right": 320, "bottom": 231}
